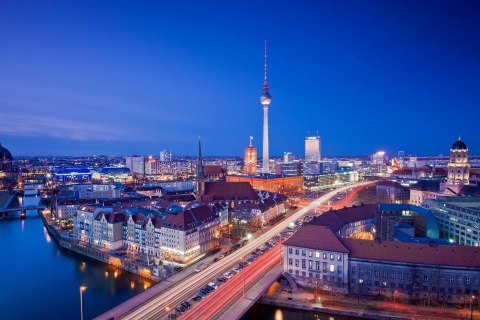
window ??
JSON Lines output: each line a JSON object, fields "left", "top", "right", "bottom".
{"left": 367, "top": 269, "right": 372, "bottom": 276}
{"left": 302, "top": 250, "right": 306, "bottom": 257}
{"left": 329, "top": 264, "right": 335, "bottom": 273}
{"left": 423, "top": 286, "right": 428, "bottom": 291}
{"left": 337, "top": 266, "right": 342, "bottom": 274}
{"left": 315, "top": 251, "right": 320, "bottom": 258}
{"left": 289, "top": 248, "right": 293, "bottom": 254}
{"left": 383, "top": 270, "right": 388, "bottom": 279}
{"left": 475, "top": 277, "right": 479, "bottom": 286}
{"left": 466, "top": 276, "right": 471, "bottom": 285}
{"left": 308, "top": 251, "right": 313, "bottom": 257}
{"left": 457, "top": 276, "right": 462, "bottom": 285}
{"left": 441, "top": 276, "right": 445, "bottom": 283}
{"left": 323, "top": 253, "right": 327, "bottom": 259}
{"left": 423, "top": 275, "right": 428, "bottom": 282}
{"left": 302, "top": 259, "right": 306, "bottom": 269}
{"left": 315, "top": 261, "right": 320, "bottom": 271}
{"left": 295, "top": 259, "right": 299, "bottom": 267}
{"left": 288, "top": 258, "right": 293, "bottom": 266}
{"left": 308, "top": 260, "right": 313, "bottom": 270}
{"left": 375, "top": 270, "right": 379, "bottom": 278}
{"left": 337, "top": 254, "right": 342, "bottom": 261}
{"left": 449, "top": 276, "right": 454, "bottom": 284}
{"left": 398, "top": 283, "right": 404, "bottom": 289}
{"left": 322, "top": 262, "right": 327, "bottom": 272}
{"left": 295, "top": 249, "right": 300, "bottom": 255}
{"left": 351, "top": 267, "right": 356, "bottom": 275}
{"left": 391, "top": 271, "right": 396, "bottom": 279}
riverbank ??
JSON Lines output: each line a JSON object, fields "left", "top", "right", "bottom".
{"left": 259, "top": 280, "right": 478, "bottom": 320}
{"left": 39, "top": 210, "right": 162, "bottom": 282}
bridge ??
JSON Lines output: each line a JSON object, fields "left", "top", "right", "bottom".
{"left": 95, "top": 181, "right": 375, "bottom": 320}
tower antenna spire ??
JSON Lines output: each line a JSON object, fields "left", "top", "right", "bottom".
{"left": 264, "top": 40, "right": 267, "bottom": 83}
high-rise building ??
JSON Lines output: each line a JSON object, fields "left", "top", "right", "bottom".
{"left": 125, "top": 156, "right": 145, "bottom": 175}
{"left": 305, "top": 135, "right": 321, "bottom": 163}
{"left": 260, "top": 40, "right": 272, "bottom": 174}
{"left": 284, "top": 152, "right": 294, "bottom": 163}
{"left": 398, "top": 151, "right": 405, "bottom": 168}
{"left": 372, "top": 151, "right": 387, "bottom": 165}
{"left": 243, "top": 136, "right": 257, "bottom": 175}
{"left": 159, "top": 150, "right": 172, "bottom": 162}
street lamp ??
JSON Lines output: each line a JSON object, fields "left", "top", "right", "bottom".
{"left": 471, "top": 295, "right": 476, "bottom": 320}
{"left": 165, "top": 306, "right": 171, "bottom": 320}
{"left": 393, "top": 290, "right": 397, "bottom": 304}
{"left": 80, "top": 286, "right": 87, "bottom": 320}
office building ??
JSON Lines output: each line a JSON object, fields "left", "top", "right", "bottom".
{"left": 159, "top": 150, "right": 172, "bottom": 162}
{"left": 305, "top": 136, "right": 321, "bottom": 163}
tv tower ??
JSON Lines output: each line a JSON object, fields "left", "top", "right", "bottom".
{"left": 260, "top": 40, "right": 272, "bottom": 174}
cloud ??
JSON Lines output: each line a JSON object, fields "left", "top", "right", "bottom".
{"left": 0, "top": 111, "right": 136, "bottom": 141}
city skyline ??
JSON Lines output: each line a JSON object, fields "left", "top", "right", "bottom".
{"left": 1, "top": 1, "right": 479, "bottom": 157}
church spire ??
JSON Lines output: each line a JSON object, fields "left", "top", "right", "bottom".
{"left": 196, "top": 137, "right": 205, "bottom": 179}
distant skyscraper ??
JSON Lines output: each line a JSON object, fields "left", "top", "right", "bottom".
{"left": 244, "top": 136, "right": 257, "bottom": 175}
{"left": 284, "top": 152, "right": 294, "bottom": 163}
{"left": 305, "top": 135, "right": 321, "bottom": 163}
{"left": 125, "top": 156, "right": 145, "bottom": 175}
{"left": 372, "top": 151, "right": 387, "bottom": 166}
{"left": 160, "top": 150, "right": 172, "bottom": 162}
{"left": 398, "top": 151, "right": 405, "bottom": 168}
{"left": 260, "top": 40, "right": 272, "bottom": 174}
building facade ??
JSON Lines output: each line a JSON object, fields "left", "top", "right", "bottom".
{"left": 305, "top": 136, "right": 321, "bottom": 163}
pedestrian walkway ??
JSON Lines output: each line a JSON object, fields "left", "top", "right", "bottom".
{"left": 260, "top": 281, "right": 478, "bottom": 320}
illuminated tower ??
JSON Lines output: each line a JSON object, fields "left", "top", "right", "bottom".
{"left": 243, "top": 136, "right": 257, "bottom": 175}
{"left": 447, "top": 136, "right": 470, "bottom": 193}
{"left": 260, "top": 40, "right": 272, "bottom": 174}
{"left": 195, "top": 138, "right": 206, "bottom": 199}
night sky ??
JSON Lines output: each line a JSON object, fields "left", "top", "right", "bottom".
{"left": 1, "top": 1, "right": 479, "bottom": 158}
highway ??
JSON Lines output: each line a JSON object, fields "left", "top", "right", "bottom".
{"left": 112, "top": 181, "right": 374, "bottom": 320}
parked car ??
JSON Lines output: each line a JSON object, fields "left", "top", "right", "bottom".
{"left": 181, "top": 301, "right": 191, "bottom": 309}
{"left": 218, "top": 276, "right": 227, "bottom": 282}
{"left": 231, "top": 267, "right": 240, "bottom": 274}
{"left": 192, "top": 296, "right": 202, "bottom": 302}
{"left": 208, "top": 282, "right": 218, "bottom": 289}
{"left": 195, "top": 263, "right": 207, "bottom": 272}
{"left": 175, "top": 306, "right": 185, "bottom": 314}
{"left": 223, "top": 272, "right": 233, "bottom": 279}
{"left": 197, "top": 292, "right": 206, "bottom": 299}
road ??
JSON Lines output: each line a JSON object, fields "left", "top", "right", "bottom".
{"left": 107, "top": 181, "right": 374, "bottom": 320}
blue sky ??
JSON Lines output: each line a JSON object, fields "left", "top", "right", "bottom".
{"left": 0, "top": 1, "right": 479, "bottom": 157}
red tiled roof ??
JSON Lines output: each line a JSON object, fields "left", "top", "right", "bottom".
{"left": 340, "top": 238, "right": 480, "bottom": 267}
{"left": 308, "top": 204, "right": 377, "bottom": 233}
{"left": 283, "top": 225, "right": 349, "bottom": 253}
{"left": 204, "top": 182, "right": 259, "bottom": 201}
{"left": 376, "top": 180, "right": 404, "bottom": 188}
{"left": 203, "top": 165, "right": 226, "bottom": 174}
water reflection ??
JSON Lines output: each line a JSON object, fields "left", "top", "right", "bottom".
{"left": 275, "top": 309, "right": 283, "bottom": 320}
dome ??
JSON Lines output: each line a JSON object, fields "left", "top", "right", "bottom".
{"left": 0, "top": 142, "right": 13, "bottom": 160}
{"left": 452, "top": 137, "right": 467, "bottom": 150}
{"left": 260, "top": 92, "right": 271, "bottom": 105}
